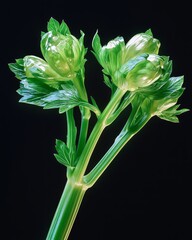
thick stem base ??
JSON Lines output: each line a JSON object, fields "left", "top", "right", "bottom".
{"left": 46, "top": 180, "right": 86, "bottom": 240}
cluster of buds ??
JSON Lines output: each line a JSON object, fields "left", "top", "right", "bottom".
{"left": 23, "top": 19, "right": 86, "bottom": 84}
{"left": 9, "top": 18, "right": 187, "bottom": 123}
{"left": 92, "top": 29, "right": 165, "bottom": 91}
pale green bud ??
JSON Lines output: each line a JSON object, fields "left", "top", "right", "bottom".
{"left": 23, "top": 55, "right": 62, "bottom": 80}
{"left": 114, "top": 54, "right": 164, "bottom": 91}
{"left": 98, "top": 36, "right": 125, "bottom": 75}
{"left": 41, "top": 31, "right": 84, "bottom": 79}
{"left": 123, "top": 30, "right": 160, "bottom": 62}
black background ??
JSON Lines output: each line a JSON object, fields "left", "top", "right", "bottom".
{"left": 1, "top": 1, "right": 191, "bottom": 239}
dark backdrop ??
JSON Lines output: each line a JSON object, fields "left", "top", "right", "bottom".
{"left": 1, "top": 1, "right": 191, "bottom": 239}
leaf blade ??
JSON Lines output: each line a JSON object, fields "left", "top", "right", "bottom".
{"left": 54, "top": 139, "right": 76, "bottom": 168}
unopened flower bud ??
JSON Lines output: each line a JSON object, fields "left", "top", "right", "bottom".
{"left": 114, "top": 54, "right": 164, "bottom": 91}
{"left": 123, "top": 30, "right": 160, "bottom": 62}
{"left": 98, "top": 36, "right": 125, "bottom": 76}
{"left": 41, "top": 31, "right": 84, "bottom": 79}
{"left": 23, "top": 55, "right": 61, "bottom": 80}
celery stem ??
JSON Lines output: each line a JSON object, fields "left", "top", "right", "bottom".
{"left": 74, "top": 88, "right": 126, "bottom": 182}
{"left": 66, "top": 109, "right": 76, "bottom": 150}
{"left": 47, "top": 88, "right": 126, "bottom": 239}
{"left": 76, "top": 107, "right": 90, "bottom": 157}
{"left": 46, "top": 179, "right": 87, "bottom": 240}
{"left": 84, "top": 115, "right": 151, "bottom": 187}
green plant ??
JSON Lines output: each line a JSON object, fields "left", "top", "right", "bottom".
{"left": 9, "top": 18, "right": 188, "bottom": 240}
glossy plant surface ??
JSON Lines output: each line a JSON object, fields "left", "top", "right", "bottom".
{"left": 9, "top": 18, "right": 188, "bottom": 240}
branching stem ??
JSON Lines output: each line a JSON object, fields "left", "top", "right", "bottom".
{"left": 74, "top": 88, "right": 126, "bottom": 182}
